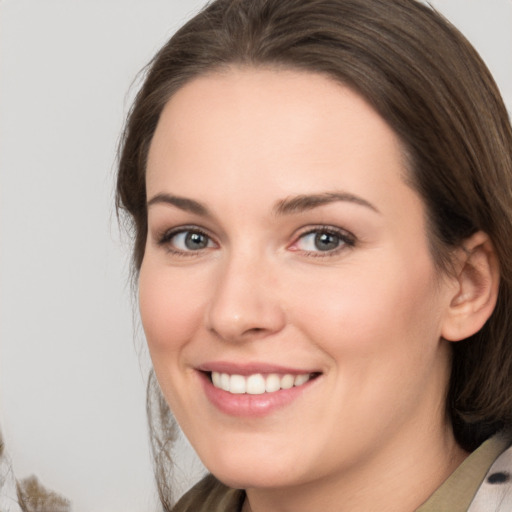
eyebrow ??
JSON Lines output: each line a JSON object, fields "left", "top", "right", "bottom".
{"left": 273, "top": 192, "right": 379, "bottom": 216}
{"left": 146, "top": 191, "right": 379, "bottom": 217}
{"left": 147, "top": 193, "right": 211, "bottom": 216}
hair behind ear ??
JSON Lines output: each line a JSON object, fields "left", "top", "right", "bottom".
{"left": 438, "top": 232, "right": 508, "bottom": 450}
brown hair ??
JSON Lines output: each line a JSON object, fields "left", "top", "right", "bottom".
{"left": 117, "top": 0, "right": 512, "bottom": 507}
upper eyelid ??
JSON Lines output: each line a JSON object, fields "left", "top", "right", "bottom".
{"left": 154, "top": 223, "right": 352, "bottom": 237}
{"left": 287, "top": 225, "right": 356, "bottom": 254}
{"left": 148, "top": 214, "right": 222, "bottom": 239}
{"left": 153, "top": 223, "right": 356, "bottom": 250}
{"left": 293, "top": 225, "right": 355, "bottom": 240}
{"left": 156, "top": 225, "right": 216, "bottom": 245}
{"left": 155, "top": 227, "right": 218, "bottom": 258}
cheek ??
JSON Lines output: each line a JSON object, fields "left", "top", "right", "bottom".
{"left": 138, "top": 260, "right": 207, "bottom": 357}
{"left": 287, "top": 254, "right": 443, "bottom": 358}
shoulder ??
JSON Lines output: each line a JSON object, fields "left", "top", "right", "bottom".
{"left": 468, "top": 440, "right": 512, "bottom": 511}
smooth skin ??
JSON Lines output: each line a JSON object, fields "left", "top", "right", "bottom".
{"left": 139, "top": 68, "right": 499, "bottom": 512}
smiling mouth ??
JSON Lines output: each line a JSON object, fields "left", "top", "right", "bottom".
{"left": 208, "top": 371, "right": 320, "bottom": 395}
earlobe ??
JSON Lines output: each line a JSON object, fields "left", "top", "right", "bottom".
{"left": 441, "top": 232, "right": 500, "bottom": 342}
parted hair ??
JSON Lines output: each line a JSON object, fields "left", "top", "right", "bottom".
{"left": 116, "top": 0, "right": 512, "bottom": 508}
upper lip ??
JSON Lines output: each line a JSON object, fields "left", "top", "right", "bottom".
{"left": 196, "top": 361, "right": 321, "bottom": 376}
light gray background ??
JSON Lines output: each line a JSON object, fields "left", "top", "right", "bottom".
{"left": 1, "top": 1, "right": 511, "bottom": 511}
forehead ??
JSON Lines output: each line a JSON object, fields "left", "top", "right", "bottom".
{"left": 146, "top": 67, "right": 415, "bottom": 217}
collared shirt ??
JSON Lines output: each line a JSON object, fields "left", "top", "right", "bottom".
{"left": 418, "top": 432, "right": 511, "bottom": 512}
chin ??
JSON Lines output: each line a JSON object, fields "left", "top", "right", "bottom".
{"left": 211, "top": 468, "right": 294, "bottom": 490}
{"left": 201, "top": 447, "right": 305, "bottom": 490}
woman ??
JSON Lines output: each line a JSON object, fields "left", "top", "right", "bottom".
{"left": 116, "top": 0, "right": 512, "bottom": 510}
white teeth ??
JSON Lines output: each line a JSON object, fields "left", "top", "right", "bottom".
{"left": 265, "top": 373, "right": 281, "bottom": 393}
{"left": 280, "top": 374, "right": 295, "bottom": 389}
{"left": 246, "top": 374, "right": 266, "bottom": 394}
{"left": 210, "top": 371, "right": 313, "bottom": 394}
{"left": 294, "top": 374, "right": 310, "bottom": 386}
{"left": 220, "top": 373, "right": 230, "bottom": 390}
{"left": 212, "top": 371, "right": 222, "bottom": 388}
{"left": 230, "top": 374, "right": 246, "bottom": 394}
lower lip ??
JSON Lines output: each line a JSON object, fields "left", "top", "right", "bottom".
{"left": 199, "top": 372, "right": 317, "bottom": 417}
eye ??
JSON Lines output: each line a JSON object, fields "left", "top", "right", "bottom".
{"left": 290, "top": 227, "right": 355, "bottom": 255}
{"left": 158, "top": 228, "right": 216, "bottom": 253}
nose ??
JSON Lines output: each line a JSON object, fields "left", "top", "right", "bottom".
{"left": 205, "top": 251, "right": 286, "bottom": 343}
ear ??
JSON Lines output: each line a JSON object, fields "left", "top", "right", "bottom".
{"left": 441, "top": 231, "right": 500, "bottom": 342}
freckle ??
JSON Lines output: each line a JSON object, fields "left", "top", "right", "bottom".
{"left": 487, "top": 472, "right": 510, "bottom": 484}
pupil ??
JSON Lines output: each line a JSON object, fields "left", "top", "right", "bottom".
{"left": 185, "top": 232, "right": 207, "bottom": 250}
{"left": 314, "top": 232, "right": 339, "bottom": 251}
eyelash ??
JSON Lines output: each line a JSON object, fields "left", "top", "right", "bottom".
{"left": 156, "top": 225, "right": 356, "bottom": 257}
{"left": 157, "top": 226, "right": 216, "bottom": 257}
{"left": 289, "top": 226, "right": 356, "bottom": 257}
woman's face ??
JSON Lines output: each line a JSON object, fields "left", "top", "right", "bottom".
{"left": 140, "top": 68, "right": 458, "bottom": 489}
